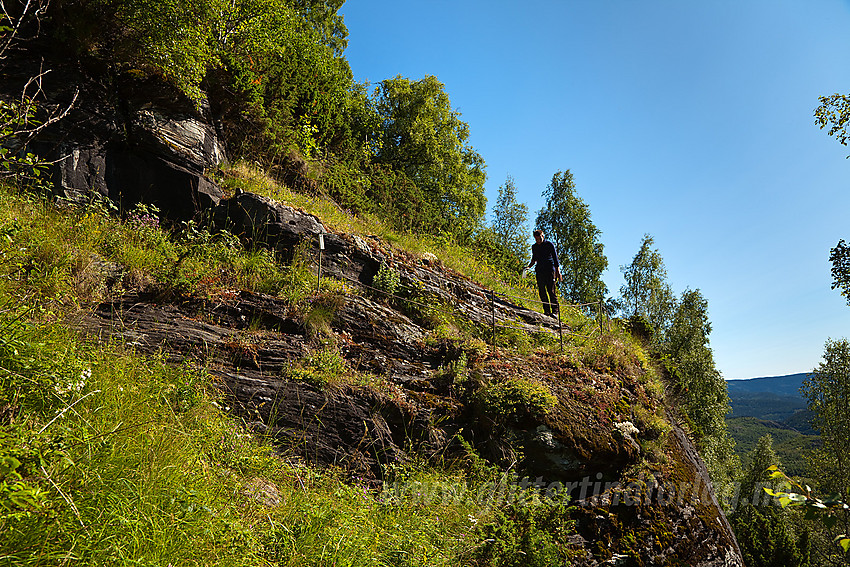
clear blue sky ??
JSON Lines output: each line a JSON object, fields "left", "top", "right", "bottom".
{"left": 340, "top": 0, "right": 850, "bottom": 380}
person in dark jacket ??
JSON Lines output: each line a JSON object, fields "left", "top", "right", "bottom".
{"left": 527, "top": 230, "right": 561, "bottom": 316}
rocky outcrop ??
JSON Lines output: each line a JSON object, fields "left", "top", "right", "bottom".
{"left": 78, "top": 196, "right": 743, "bottom": 565}
{"left": 212, "top": 192, "right": 328, "bottom": 250}
{"left": 14, "top": 45, "right": 742, "bottom": 565}
{"left": 3, "top": 42, "right": 225, "bottom": 221}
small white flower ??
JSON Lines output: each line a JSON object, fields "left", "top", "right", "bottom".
{"left": 614, "top": 421, "right": 639, "bottom": 437}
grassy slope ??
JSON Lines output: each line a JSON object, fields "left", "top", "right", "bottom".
{"left": 0, "top": 172, "right": 664, "bottom": 566}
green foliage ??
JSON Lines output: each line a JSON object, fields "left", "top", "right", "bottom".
{"left": 802, "top": 340, "right": 850, "bottom": 515}
{"left": 815, "top": 93, "right": 850, "bottom": 151}
{"left": 0, "top": 101, "right": 50, "bottom": 187}
{"left": 372, "top": 261, "right": 400, "bottom": 296}
{"left": 730, "top": 503, "right": 810, "bottom": 567}
{"left": 478, "top": 377, "right": 557, "bottom": 424}
{"left": 471, "top": 227, "right": 529, "bottom": 290}
{"left": 619, "top": 233, "right": 675, "bottom": 341}
{"left": 467, "top": 492, "right": 579, "bottom": 567}
{"left": 492, "top": 175, "right": 530, "bottom": 262}
{"left": 535, "top": 170, "right": 608, "bottom": 304}
{"left": 828, "top": 239, "right": 850, "bottom": 305}
{"left": 764, "top": 466, "right": 849, "bottom": 561}
{"left": 661, "top": 288, "right": 739, "bottom": 505}
{"left": 803, "top": 339, "right": 850, "bottom": 478}
{"left": 371, "top": 75, "right": 487, "bottom": 240}
{"left": 663, "top": 289, "right": 728, "bottom": 440}
{"left": 0, "top": 446, "right": 47, "bottom": 520}
{"left": 764, "top": 339, "right": 850, "bottom": 564}
{"left": 288, "top": 345, "right": 348, "bottom": 387}
{"left": 737, "top": 434, "right": 779, "bottom": 509}
{"left": 54, "top": 0, "right": 355, "bottom": 165}
{"left": 46, "top": 0, "right": 497, "bottom": 244}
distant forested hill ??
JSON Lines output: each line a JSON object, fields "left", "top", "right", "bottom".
{"left": 725, "top": 373, "right": 817, "bottom": 475}
{"left": 725, "top": 372, "right": 808, "bottom": 421}
{"left": 726, "top": 372, "right": 808, "bottom": 399}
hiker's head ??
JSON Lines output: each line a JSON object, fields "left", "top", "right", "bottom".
{"left": 533, "top": 230, "right": 544, "bottom": 243}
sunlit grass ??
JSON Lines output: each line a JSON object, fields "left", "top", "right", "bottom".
{"left": 218, "top": 162, "right": 543, "bottom": 308}
{"left": 0, "top": 175, "right": 652, "bottom": 566}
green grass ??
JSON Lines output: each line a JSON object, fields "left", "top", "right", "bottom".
{"left": 0, "top": 315, "right": 501, "bottom": 565}
{"left": 0, "top": 179, "right": 614, "bottom": 566}
{"left": 217, "top": 162, "right": 549, "bottom": 311}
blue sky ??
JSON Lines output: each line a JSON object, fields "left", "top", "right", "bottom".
{"left": 340, "top": 0, "right": 850, "bottom": 380}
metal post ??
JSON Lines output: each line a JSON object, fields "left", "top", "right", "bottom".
{"left": 491, "top": 291, "right": 497, "bottom": 352}
{"left": 598, "top": 299, "right": 604, "bottom": 336}
{"left": 558, "top": 308, "right": 563, "bottom": 352}
{"left": 317, "top": 233, "right": 325, "bottom": 294}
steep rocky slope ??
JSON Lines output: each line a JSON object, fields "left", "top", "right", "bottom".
{"left": 77, "top": 194, "right": 743, "bottom": 565}
{"left": 14, "top": 48, "right": 743, "bottom": 566}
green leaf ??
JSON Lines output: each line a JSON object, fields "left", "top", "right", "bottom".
{"left": 0, "top": 456, "right": 21, "bottom": 477}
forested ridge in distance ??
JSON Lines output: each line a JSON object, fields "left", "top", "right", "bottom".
{"left": 725, "top": 373, "right": 819, "bottom": 476}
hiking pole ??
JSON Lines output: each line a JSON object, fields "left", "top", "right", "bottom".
{"left": 558, "top": 308, "right": 563, "bottom": 352}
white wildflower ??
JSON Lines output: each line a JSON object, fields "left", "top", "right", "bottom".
{"left": 55, "top": 368, "right": 91, "bottom": 395}
{"left": 614, "top": 421, "right": 639, "bottom": 437}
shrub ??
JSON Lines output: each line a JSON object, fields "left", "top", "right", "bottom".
{"left": 372, "top": 262, "right": 399, "bottom": 296}
{"left": 478, "top": 377, "right": 557, "bottom": 424}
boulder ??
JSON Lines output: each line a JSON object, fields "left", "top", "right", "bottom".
{"left": 213, "top": 192, "right": 327, "bottom": 250}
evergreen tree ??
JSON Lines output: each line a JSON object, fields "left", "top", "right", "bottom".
{"left": 534, "top": 170, "right": 607, "bottom": 304}
{"left": 738, "top": 434, "right": 778, "bottom": 507}
{"left": 730, "top": 505, "right": 809, "bottom": 567}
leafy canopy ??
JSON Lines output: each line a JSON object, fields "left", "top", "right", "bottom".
{"left": 492, "top": 174, "right": 529, "bottom": 262}
{"left": 535, "top": 170, "right": 607, "bottom": 304}
{"left": 619, "top": 234, "right": 675, "bottom": 340}
{"left": 815, "top": 93, "right": 850, "bottom": 152}
{"left": 662, "top": 288, "right": 738, "bottom": 505}
{"left": 372, "top": 75, "right": 487, "bottom": 240}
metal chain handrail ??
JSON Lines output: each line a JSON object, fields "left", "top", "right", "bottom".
{"left": 313, "top": 239, "right": 609, "bottom": 351}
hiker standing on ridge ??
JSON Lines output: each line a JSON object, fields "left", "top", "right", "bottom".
{"left": 527, "top": 230, "right": 561, "bottom": 317}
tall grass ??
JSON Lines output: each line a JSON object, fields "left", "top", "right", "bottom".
{"left": 0, "top": 175, "right": 644, "bottom": 565}
{"left": 217, "top": 163, "right": 543, "bottom": 307}
{"left": 0, "top": 312, "right": 505, "bottom": 565}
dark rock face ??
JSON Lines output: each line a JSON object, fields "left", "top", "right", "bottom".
{"left": 4, "top": 44, "right": 225, "bottom": 221}
{"left": 76, "top": 199, "right": 744, "bottom": 566}
{"left": 212, "top": 193, "right": 327, "bottom": 250}
{"left": 78, "top": 209, "right": 744, "bottom": 565}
